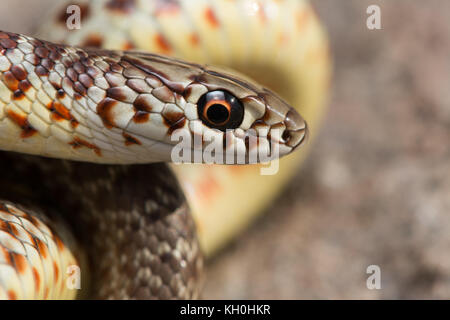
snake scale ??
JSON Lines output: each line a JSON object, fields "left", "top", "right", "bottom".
{"left": 0, "top": 0, "right": 330, "bottom": 299}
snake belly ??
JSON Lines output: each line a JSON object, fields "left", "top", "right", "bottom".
{"left": 0, "top": 0, "right": 331, "bottom": 299}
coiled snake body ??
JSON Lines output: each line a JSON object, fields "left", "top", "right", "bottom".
{"left": 0, "top": 0, "right": 330, "bottom": 299}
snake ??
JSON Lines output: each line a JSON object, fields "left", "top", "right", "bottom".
{"left": 0, "top": 0, "right": 330, "bottom": 299}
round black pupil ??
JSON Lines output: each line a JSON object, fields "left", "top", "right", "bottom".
{"left": 207, "top": 104, "right": 229, "bottom": 124}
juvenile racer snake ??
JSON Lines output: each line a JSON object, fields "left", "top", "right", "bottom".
{"left": 0, "top": 0, "right": 330, "bottom": 299}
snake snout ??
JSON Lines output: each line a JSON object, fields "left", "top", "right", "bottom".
{"left": 282, "top": 110, "right": 309, "bottom": 151}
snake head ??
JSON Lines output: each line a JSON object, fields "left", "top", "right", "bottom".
{"left": 183, "top": 66, "right": 308, "bottom": 163}
{"left": 118, "top": 53, "right": 308, "bottom": 164}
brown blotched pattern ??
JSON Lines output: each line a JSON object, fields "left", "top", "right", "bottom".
{"left": 0, "top": 29, "right": 306, "bottom": 164}
{"left": 0, "top": 152, "right": 203, "bottom": 299}
{"left": 0, "top": 30, "right": 205, "bottom": 163}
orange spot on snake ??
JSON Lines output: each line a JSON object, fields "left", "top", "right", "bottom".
{"left": 55, "top": 236, "right": 65, "bottom": 252}
{"left": 0, "top": 247, "right": 11, "bottom": 265}
{"left": 8, "top": 222, "right": 18, "bottom": 237}
{"left": 256, "top": 3, "right": 266, "bottom": 24}
{"left": 7, "top": 290, "right": 17, "bottom": 300}
{"left": 229, "top": 164, "right": 259, "bottom": 175}
{"left": 97, "top": 97, "right": 118, "bottom": 129}
{"left": 155, "top": 0, "right": 180, "bottom": 16}
{"left": 46, "top": 101, "right": 80, "bottom": 128}
{"left": 83, "top": 34, "right": 104, "bottom": 48}
{"left": 169, "top": 118, "right": 186, "bottom": 135}
{"left": 154, "top": 34, "right": 172, "bottom": 54}
{"left": 163, "top": 110, "right": 186, "bottom": 134}
{"left": 12, "top": 90, "right": 25, "bottom": 100}
{"left": 132, "top": 111, "right": 150, "bottom": 123}
{"left": 47, "top": 102, "right": 70, "bottom": 121}
{"left": 53, "top": 261, "right": 59, "bottom": 281}
{"left": 3, "top": 71, "right": 19, "bottom": 91}
{"left": 197, "top": 174, "right": 221, "bottom": 205}
{"left": 297, "top": 9, "right": 310, "bottom": 31}
{"left": 18, "top": 79, "right": 32, "bottom": 93}
{"left": 205, "top": 7, "right": 220, "bottom": 28}
{"left": 32, "top": 267, "right": 41, "bottom": 292}
{"left": 122, "top": 41, "right": 135, "bottom": 50}
{"left": 12, "top": 253, "right": 27, "bottom": 274}
{"left": 6, "top": 109, "right": 37, "bottom": 138}
{"left": 277, "top": 33, "right": 289, "bottom": 46}
{"left": 189, "top": 33, "right": 200, "bottom": 47}
{"left": 35, "top": 238, "right": 48, "bottom": 259}
{"left": 69, "top": 137, "right": 102, "bottom": 156}
{"left": 0, "top": 220, "right": 8, "bottom": 231}
{"left": 133, "top": 95, "right": 153, "bottom": 112}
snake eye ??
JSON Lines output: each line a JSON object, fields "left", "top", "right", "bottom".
{"left": 198, "top": 90, "right": 244, "bottom": 131}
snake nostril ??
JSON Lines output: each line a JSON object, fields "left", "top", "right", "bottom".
{"left": 281, "top": 130, "right": 291, "bottom": 143}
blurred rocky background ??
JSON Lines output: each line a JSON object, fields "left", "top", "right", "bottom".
{"left": 1, "top": 0, "right": 449, "bottom": 299}
{"left": 203, "top": 0, "right": 450, "bottom": 299}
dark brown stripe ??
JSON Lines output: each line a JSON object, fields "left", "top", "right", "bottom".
{"left": 69, "top": 137, "right": 101, "bottom": 156}
{"left": 123, "top": 132, "right": 142, "bottom": 146}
